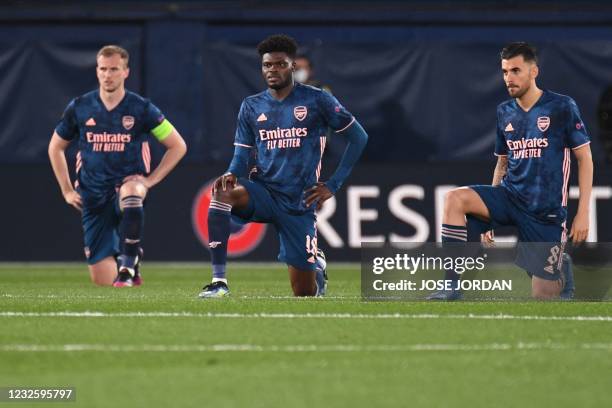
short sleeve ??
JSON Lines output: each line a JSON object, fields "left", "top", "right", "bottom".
{"left": 494, "top": 108, "right": 508, "bottom": 156}
{"left": 55, "top": 99, "right": 78, "bottom": 141}
{"left": 566, "top": 98, "right": 590, "bottom": 150}
{"left": 234, "top": 101, "right": 256, "bottom": 148}
{"left": 317, "top": 90, "right": 354, "bottom": 132}
{"left": 144, "top": 101, "right": 173, "bottom": 141}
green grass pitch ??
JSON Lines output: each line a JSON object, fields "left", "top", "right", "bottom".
{"left": 1, "top": 263, "right": 611, "bottom": 408}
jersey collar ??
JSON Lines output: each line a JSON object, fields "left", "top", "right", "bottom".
{"left": 265, "top": 82, "right": 300, "bottom": 103}
{"left": 96, "top": 89, "right": 129, "bottom": 113}
{"left": 513, "top": 89, "right": 549, "bottom": 113}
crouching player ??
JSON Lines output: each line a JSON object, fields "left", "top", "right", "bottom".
{"left": 199, "top": 34, "right": 367, "bottom": 297}
{"left": 430, "top": 42, "right": 592, "bottom": 300}
{"left": 48, "top": 45, "right": 187, "bottom": 286}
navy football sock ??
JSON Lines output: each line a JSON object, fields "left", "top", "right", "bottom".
{"left": 441, "top": 224, "right": 467, "bottom": 284}
{"left": 208, "top": 200, "right": 232, "bottom": 281}
{"left": 119, "top": 195, "right": 144, "bottom": 270}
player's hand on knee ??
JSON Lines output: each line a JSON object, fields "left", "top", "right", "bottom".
{"left": 64, "top": 190, "right": 83, "bottom": 212}
{"left": 213, "top": 173, "right": 237, "bottom": 194}
{"left": 569, "top": 212, "right": 589, "bottom": 244}
{"left": 481, "top": 230, "right": 495, "bottom": 247}
{"left": 304, "top": 182, "right": 333, "bottom": 211}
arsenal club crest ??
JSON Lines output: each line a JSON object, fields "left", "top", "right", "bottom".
{"left": 122, "top": 115, "right": 135, "bottom": 130}
{"left": 294, "top": 106, "right": 307, "bottom": 121}
{"left": 537, "top": 116, "right": 550, "bottom": 132}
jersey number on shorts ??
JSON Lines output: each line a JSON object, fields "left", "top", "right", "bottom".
{"left": 306, "top": 235, "right": 318, "bottom": 259}
{"left": 544, "top": 245, "right": 561, "bottom": 275}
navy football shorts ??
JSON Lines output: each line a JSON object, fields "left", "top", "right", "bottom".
{"left": 233, "top": 178, "right": 318, "bottom": 272}
{"left": 468, "top": 185, "right": 567, "bottom": 281}
{"left": 81, "top": 195, "right": 121, "bottom": 265}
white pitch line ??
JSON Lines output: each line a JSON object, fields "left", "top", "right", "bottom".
{"left": 0, "top": 294, "right": 138, "bottom": 300}
{"left": 0, "top": 311, "right": 611, "bottom": 322}
{"left": 1, "top": 342, "right": 611, "bottom": 353}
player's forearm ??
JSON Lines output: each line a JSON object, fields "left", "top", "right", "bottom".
{"left": 48, "top": 141, "right": 74, "bottom": 196}
{"left": 491, "top": 156, "right": 508, "bottom": 186}
{"left": 227, "top": 145, "right": 250, "bottom": 178}
{"left": 326, "top": 120, "right": 368, "bottom": 194}
{"left": 148, "top": 138, "right": 187, "bottom": 187}
{"left": 575, "top": 151, "right": 593, "bottom": 216}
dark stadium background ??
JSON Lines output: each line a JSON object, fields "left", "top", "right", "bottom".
{"left": 1, "top": 0, "right": 611, "bottom": 261}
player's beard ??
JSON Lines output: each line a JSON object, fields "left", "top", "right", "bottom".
{"left": 268, "top": 75, "right": 292, "bottom": 91}
{"left": 508, "top": 83, "right": 529, "bottom": 99}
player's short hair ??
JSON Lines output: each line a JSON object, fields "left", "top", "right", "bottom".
{"left": 500, "top": 42, "right": 538, "bottom": 64}
{"left": 97, "top": 45, "right": 129, "bottom": 67}
{"left": 257, "top": 35, "right": 298, "bottom": 59}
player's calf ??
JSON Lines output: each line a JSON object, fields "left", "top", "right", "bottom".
{"left": 427, "top": 187, "right": 493, "bottom": 301}
{"left": 88, "top": 257, "right": 118, "bottom": 286}
{"left": 531, "top": 275, "right": 563, "bottom": 300}
{"left": 204, "top": 183, "right": 250, "bottom": 289}
{"left": 289, "top": 267, "right": 317, "bottom": 296}
{"left": 118, "top": 194, "right": 144, "bottom": 274}
{"left": 315, "top": 248, "right": 328, "bottom": 296}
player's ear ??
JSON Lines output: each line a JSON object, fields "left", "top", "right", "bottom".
{"left": 291, "top": 60, "right": 296, "bottom": 72}
{"left": 531, "top": 64, "right": 539, "bottom": 79}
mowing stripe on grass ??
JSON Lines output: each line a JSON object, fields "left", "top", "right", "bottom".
{"left": 0, "top": 294, "right": 355, "bottom": 300}
{"left": 1, "top": 343, "right": 611, "bottom": 353}
{"left": 1, "top": 311, "right": 611, "bottom": 322}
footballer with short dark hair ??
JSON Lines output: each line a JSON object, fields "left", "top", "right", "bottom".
{"left": 429, "top": 42, "right": 593, "bottom": 301}
{"left": 199, "top": 34, "right": 368, "bottom": 298}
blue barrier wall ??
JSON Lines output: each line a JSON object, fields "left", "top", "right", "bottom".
{"left": 2, "top": 3, "right": 612, "bottom": 164}
{"left": 1, "top": 2, "right": 612, "bottom": 261}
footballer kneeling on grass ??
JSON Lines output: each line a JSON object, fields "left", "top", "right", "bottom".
{"left": 429, "top": 42, "right": 592, "bottom": 301}
{"left": 48, "top": 45, "right": 187, "bottom": 287}
{"left": 199, "top": 34, "right": 367, "bottom": 298}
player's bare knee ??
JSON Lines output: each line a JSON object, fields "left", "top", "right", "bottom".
{"left": 212, "top": 187, "right": 233, "bottom": 204}
{"left": 531, "top": 289, "right": 557, "bottom": 300}
{"left": 291, "top": 282, "right": 316, "bottom": 297}
{"left": 444, "top": 189, "right": 466, "bottom": 214}
{"left": 89, "top": 258, "right": 118, "bottom": 286}
{"left": 89, "top": 269, "right": 115, "bottom": 286}
{"left": 212, "top": 184, "right": 248, "bottom": 208}
{"left": 120, "top": 180, "right": 146, "bottom": 199}
{"left": 531, "top": 277, "right": 562, "bottom": 300}
{"left": 90, "top": 274, "right": 113, "bottom": 286}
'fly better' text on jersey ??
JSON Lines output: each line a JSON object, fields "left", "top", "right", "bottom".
{"left": 234, "top": 83, "right": 354, "bottom": 213}
{"left": 495, "top": 90, "right": 590, "bottom": 222}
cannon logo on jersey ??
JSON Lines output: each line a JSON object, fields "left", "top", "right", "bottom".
{"left": 537, "top": 116, "right": 550, "bottom": 132}
{"left": 122, "top": 115, "right": 135, "bottom": 130}
{"left": 294, "top": 106, "right": 307, "bottom": 121}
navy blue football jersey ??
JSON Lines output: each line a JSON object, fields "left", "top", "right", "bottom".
{"left": 495, "top": 90, "right": 590, "bottom": 222}
{"left": 233, "top": 83, "right": 354, "bottom": 212}
{"left": 55, "top": 90, "right": 173, "bottom": 208}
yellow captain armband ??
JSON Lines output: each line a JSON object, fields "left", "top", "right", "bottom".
{"left": 151, "top": 119, "right": 174, "bottom": 141}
